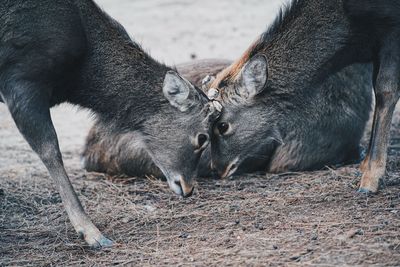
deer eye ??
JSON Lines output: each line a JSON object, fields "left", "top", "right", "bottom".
{"left": 196, "top": 133, "right": 209, "bottom": 149}
{"left": 217, "top": 122, "right": 229, "bottom": 135}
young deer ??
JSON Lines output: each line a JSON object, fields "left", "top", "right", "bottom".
{"left": 82, "top": 61, "right": 371, "bottom": 178}
{"left": 209, "top": 0, "right": 398, "bottom": 193}
{"left": 0, "top": 0, "right": 219, "bottom": 247}
{"left": 82, "top": 59, "right": 230, "bottom": 178}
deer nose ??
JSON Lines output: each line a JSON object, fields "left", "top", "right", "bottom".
{"left": 174, "top": 178, "right": 194, "bottom": 198}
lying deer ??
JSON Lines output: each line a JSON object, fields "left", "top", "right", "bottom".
{"left": 0, "top": 0, "right": 220, "bottom": 247}
{"left": 209, "top": 0, "right": 397, "bottom": 193}
{"left": 82, "top": 59, "right": 372, "bottom": 178}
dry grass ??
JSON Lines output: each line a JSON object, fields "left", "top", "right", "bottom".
{"left": 1, "top": 160, "right": 400, "bottom": 266}
{"left": 1, "top": 110, "right": 400, "bottom": 266}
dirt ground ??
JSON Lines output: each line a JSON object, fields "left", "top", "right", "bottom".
{"left": 1, "top": 0, "right": 400, "bottom": 266}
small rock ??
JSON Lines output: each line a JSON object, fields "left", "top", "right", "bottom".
{"left": 289, "top": 255, "right": 301, "bottom": 261}
{"left": 272, "top": 244, "right": 278, "bottom": 250}
{"left": 255, "top": 223, "right": 265, "bottom": 230}
{"left": 121, "top": 217, "right": 131, "bottom": 224}
{"left": 346, "top": 229, "right": 363, "bottom": 238}
{"left": 179, "top": 232, "right": 190, "bottom": 239}
{"left": 144, "top": 205, "right": 156, "bottom": 212}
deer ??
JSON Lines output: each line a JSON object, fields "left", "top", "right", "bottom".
{"left": 82, "top": 59, "right": 230, "bottom": 179}
{"left": 81, "top": 60, "right": 372, "bottom": 178}
{"left": 208, "top": 0, "right": 399, "bottom": 194}
{"left": 0, "top": 0, "right": 220, "bottom": 248}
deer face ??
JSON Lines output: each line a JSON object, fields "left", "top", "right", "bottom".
{"left": 210, "top": 55, "right": 282, "bottom": 178}
{"left": 141, "top": 71, "right": 221, "bottom": 197}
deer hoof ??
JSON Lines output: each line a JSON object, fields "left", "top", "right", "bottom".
{"left": 97, "top": 236, "right": 113, "bottom": 248}
{"left": 86, "top": 234, "right": 113, "bottom": 249}
{"left": 357, "top": 187, "right": 377, "bottom": 195}
{"left": 78, "top": 228, "right": 113, "bottom": 249}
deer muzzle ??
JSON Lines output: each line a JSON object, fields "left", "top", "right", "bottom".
{"left": 168, "top": 175, "right": 194, "bottom": 198}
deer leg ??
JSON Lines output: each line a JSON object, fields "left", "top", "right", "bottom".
{"left": 1, "top": 80, "right": 112, "bottom": 248}
{"left": 359, "top": 34, "right": 400, "bottom": 193}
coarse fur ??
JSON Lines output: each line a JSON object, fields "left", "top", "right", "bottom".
{"left": 0, "top": 0, "right": 218, "bottom": 247}
{"left": 82, "top": 59, "right": 231, "bottom": 178}
{"left": 210, "top": 0, "right": 400, "bottom": 195}
{"left": 81, "top": 62, "right": 372, "bottom": 178}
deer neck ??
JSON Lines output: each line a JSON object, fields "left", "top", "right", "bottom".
{"left": 71, "top": 0, "right": 172, "bottom": 129}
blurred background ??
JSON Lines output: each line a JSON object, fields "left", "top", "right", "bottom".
{"left": 97, "top": 0, "right": 288, "bottom": 64}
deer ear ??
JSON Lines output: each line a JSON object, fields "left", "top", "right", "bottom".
{"left": 237, "top": 55, "right": 268, "bottom": 100}
{"left": 163, "top": 71, "right": 197, "bottom": 112}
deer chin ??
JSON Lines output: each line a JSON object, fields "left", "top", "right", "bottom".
{"left": 220, "top": 157, "right": 240, "bottom": 179}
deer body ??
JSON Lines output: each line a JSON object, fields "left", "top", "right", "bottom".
{"left": 210, "top": 0, "right": 400, "bottom": 193}
{"left": 0, "top": 0, "right": 216, "bottom": 247}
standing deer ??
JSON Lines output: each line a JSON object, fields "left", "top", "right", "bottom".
{"left": 0, "top": 0, "right": 219, "bottom": 247}
{"left": 209, "top": 0, "right": 398, "bottom": 193}
{"left": 81, "top": 61, "right": 372, "bottom": 178}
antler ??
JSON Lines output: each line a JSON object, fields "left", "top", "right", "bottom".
{"left": 200, "top": 74, "right": 223, "bottom": 123}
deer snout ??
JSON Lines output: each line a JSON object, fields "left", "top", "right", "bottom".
{"left": 212, "top": 158, "right": 239, "bottom": 179}
{"left": 168, "top": 176, "right": 194, "bottom": 197}
{"left": 176, "top": 179, "right": 194, "bottom": 198}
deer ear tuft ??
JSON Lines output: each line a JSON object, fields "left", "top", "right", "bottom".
{"left": 236, "top": 55, "right": 268, "bottom": 100}
{"left": 163, "top": 71, "right": 196, "bottom": 112}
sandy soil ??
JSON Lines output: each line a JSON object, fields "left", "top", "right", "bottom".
{"left": 1, "top": 0, "right": 400, "bottom": 266}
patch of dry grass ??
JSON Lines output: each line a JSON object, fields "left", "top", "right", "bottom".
{"left": 1, "top": 163, "right": 400, "bottom": 266}
{"left": 1, "top": 109, "right": 400, "bottom": 266}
